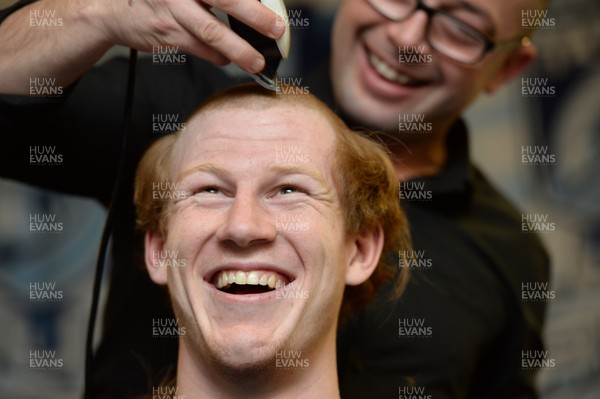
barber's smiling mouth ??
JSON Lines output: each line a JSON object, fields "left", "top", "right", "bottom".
{"left": 211, "top": 269, "right": 293, "bottom": 295}
{"left": 365, "top": 47, "right": 430, "bottom": 87}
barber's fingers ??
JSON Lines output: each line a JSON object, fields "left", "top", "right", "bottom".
{"left": 182, "top": 33, "right": 231, "bottom": 67}
{"left": 170, "top": 1, "right": 269, "bottom": 72}
{"left": 201, "top": 0, "right": 284, "bottom": 39}
{"left": 103, "top": 0, "right": 284, "bottom": 72}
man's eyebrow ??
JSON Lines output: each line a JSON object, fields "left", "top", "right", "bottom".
{"left": 271, "top": 165, "right": 329, "bottom": 188}
{"left": 175, "top": 163, "right": 330, "bottom": 188}
{"left": 175, "top": 163, "right": 227, "bottom": 185}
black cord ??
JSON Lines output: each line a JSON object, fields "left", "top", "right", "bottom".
{"left": 84, "top": 47, "right": 138, "bottom": 399}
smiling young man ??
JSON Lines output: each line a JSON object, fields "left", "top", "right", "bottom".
{"left": 326, "top": 0, "right": 542, "bottom": 174}
{"left": 133, "top": 84, "right": 409, "bottom": 398}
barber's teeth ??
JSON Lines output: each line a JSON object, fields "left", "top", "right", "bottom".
{"left": 369, "top": 53, "right": 410, "bottom": 85}
{"left": 215, "top": 270, "right": 288, "bottom": 291}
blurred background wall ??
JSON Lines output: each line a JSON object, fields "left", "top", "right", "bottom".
{"left": 465, "top": 1, "right": 600, "bottom": 397}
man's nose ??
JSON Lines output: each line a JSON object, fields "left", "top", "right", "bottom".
{"left": 216, "top": 192, "right": 276, "bottom": 248}
{"left": 385, "top": 10, "right": 430, "bottom": 50}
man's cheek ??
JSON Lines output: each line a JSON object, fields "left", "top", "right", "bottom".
{"left": 166, "top": 262, "right": 193, "bottom": 300}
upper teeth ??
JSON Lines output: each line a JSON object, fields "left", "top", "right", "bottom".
{"left": 369, "top": 53, "right": 410, "bottom": 85}
{"left": 215, "top": 270, "right": 287, "bottom": 290}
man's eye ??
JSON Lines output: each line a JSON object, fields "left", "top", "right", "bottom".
{"left": 280, "top": 186, "right": 299, "bottom": 195}
{"left": 195, "top": 186, "right": 220, "bottom": 194}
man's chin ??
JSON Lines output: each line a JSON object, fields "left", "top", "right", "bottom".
{"left": 206, "top": 344, "right": 280, "bottom": 380}
{"left": 339, "top": 95, "right": 403, "bottom": 133}
{"left": 334, "top": 63, "right": 438, "bottom": 133}
{"left": 333, "top": 80, "right": 401, "bottom": 132}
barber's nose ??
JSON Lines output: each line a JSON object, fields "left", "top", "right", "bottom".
{"left": 216, "top": 192, "right": 276, "bottom": 248}
{"left": 385, "top": 11, "right": 429, "bottom": 49}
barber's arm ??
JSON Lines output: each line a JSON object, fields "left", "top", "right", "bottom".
{"left": 0, "top": 0, "right": 284, "bottom": 94}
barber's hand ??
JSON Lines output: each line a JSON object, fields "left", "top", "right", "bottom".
{"left": 98, "top": 0, "right": 285, "bottom": 73}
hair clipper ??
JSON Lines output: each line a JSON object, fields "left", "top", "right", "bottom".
{"left": 228, "top": 0, "right": 290, "bottom": 91}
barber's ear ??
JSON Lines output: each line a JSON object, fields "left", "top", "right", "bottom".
{"left": 144, "top": 230, "right": 168, "bottom": 285}
{"left": 345, "top": 225, "right": 384, "bottom": 286}
{"left": 486, "top": 43, "right": 537, "bottom": 94}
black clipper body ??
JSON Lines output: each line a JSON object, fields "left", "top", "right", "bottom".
{"left": 229, "top": 0, "right": 290, "bottom": 91}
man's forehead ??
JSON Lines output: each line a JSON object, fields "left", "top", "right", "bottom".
{"left": 177, "top": 105, "right": 337, "bottom": 154}
{"left": 171, "top": 104, "right": 339, "bottom": 174}
{"left": 436, "top": 0, "right": 544, "bottom": 12}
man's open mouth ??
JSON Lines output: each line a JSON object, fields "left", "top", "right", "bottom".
{"left": 212, "top": 270, "right": 292, "bottom": 295}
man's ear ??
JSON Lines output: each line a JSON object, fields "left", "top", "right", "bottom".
{"left": 144, "top": 230, "right": 168, "bottom": 285}
{"left": 486, "top": 43, "right": 537, "bottom": 94}
{"left": 345, "top": 225, "right": 384, "bottom": 286}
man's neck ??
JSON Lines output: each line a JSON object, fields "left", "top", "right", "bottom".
{"left": 385, "top": 123, "right": 452, "bottom": 181}
{"left": 175, "top": 335, "right": 341, "bottom": 399}
{"left": 339, "top": 105, "right": 456, "bottom": 182}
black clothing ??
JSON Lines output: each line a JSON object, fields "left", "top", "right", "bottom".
{"left": 335, "top": 125, "right": 548, "bottom": 399}
{"left": 1, "top": 2, "right": 548, "bottom": 398}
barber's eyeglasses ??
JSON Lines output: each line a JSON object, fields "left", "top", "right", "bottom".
{"left": 367, "top": 0, "right": 530, "bottom": 65}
